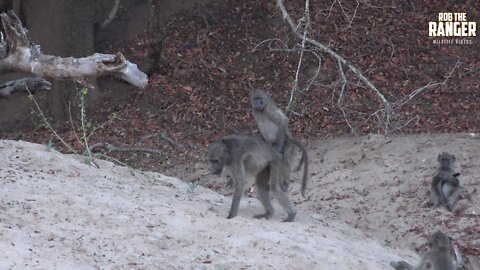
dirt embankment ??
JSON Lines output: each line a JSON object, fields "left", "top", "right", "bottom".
{"left": 167, "top": 133, "right": 480, "bottom": 268}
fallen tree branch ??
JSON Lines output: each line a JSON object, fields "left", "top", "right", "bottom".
{"left": 0, "top": 77, "right": 51, "bottom": 97}
{"left": 84, "top": 143, "right": 163, "bottom": 156}
{"left": 0, "top": 11, "right": 148, "bottom": 88}
{"left": 137, "top": 132, "right": 182, "bottom": 149}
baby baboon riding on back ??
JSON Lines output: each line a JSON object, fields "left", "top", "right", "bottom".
{"left": 250, "top": 89, "right": 309, "bottom": 196}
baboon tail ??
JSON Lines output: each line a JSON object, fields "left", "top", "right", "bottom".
{"left": 290, "top": 137, "right": 308, "bottom": 197}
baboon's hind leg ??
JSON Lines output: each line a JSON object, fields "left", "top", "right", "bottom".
{"left": 271, "top": 180, "right": 296, "bottom": 222}
{"left": 274, "top": 190, "right": 296, "bottom": 222}
{"left": 446, "top": 188, "right": 461, "bottom": 211}
{"left": 254, "top": 167, "right": 274, "bottom": 220}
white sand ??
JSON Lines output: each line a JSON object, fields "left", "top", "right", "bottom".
{"left": 0, "top": 134, "right": 480, "bottom": 270}
{"left": 0, "top": 139, "right": 420, "bottom": 270}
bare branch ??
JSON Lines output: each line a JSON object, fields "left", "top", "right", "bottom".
{"left": 99, "top": 0, "right": 120, "bottom": 30}
{"left": 286, "top": 0, "right": 310, "bottom": 113}
{"left": 343, "top": 1, "right": 360, "bottom": 30}
{"left": 392, "top": 61, "right": 460, "bottom": 110}
{"left": 0, "top": 77, "right": 51, "bottom": 97}
{"left": 277, "top": 0, "right": 390, "bottom": 107}
{"left": 276, "top": 0, "right": 392, "bottom": 132}
{"left": 336, "top": 60, "right": 355, "bottom": 133}
{"left": 301, "top": 49, "right": 323, "bottom": 108}
{"left": 276, "top": 0, "right": 458, "bottom": 135}
{"left": 0, "top": 11, "right": 148, "bottom": 88}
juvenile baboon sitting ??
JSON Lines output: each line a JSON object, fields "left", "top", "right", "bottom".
{"left": 430, "top": 152, "right": 461, "bottom": 211}
{"left": 207, "top": 134, "right": 298, "bottom": 222}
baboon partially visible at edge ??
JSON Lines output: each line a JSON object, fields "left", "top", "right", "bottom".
{"left": 390, "top": 231, "right": 461, "bottom": 270}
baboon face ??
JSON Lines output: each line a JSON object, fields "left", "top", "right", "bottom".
{"left": 438, "top": 153, "right": 455, "bottom": 170}
{"left": 428, "top": 231, "right": 452, "bottom": 250}
{"left": 251, "top": 89, "right": 269, "bottom": 111}
{"left": 207, "top": 141, "right": 228, "bottom": 175}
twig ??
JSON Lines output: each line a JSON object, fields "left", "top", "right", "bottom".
{"left": 87, "top": 112, "right": 117, "bottom": 141}
{"left": 26, "top": 88, "right": 77, "bottom": 154}
{"left": 336, "top": 60, "right": 355, "bottom": 133}
{"left": 304, "top": 50, "right": 323, "bottom": 92}
{"left": 286, "top": 0, "right": 310, "bottom": 113}
{"left": 392, "top": 61, "right": 460, "bottom": 110}
{"left": 67, "top": 102, "right": 83, "bottom": 146}
{"left": 393, "top": 115, "right": 420, "bottom": 132}
{"left": 387, "top": 36, "right": 395, "bottom": 62}
{"left": 252, "top": 38, "right": 289, "bottom": 51}
{"left": 79, "top": 89, "right": 91, "bottom": 156}
{"left": 339, "top": 0, "right": 360, "bottom": 30}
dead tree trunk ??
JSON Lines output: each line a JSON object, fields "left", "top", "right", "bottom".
{"left": 23, "top": 0, "right": 96, "bottom": 119}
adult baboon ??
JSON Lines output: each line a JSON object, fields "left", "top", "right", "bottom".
{"left": 207, "top": 134, "right": 297, "bottom": 221}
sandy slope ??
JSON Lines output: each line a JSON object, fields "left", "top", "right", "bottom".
{"left": 168, "top": 133, "right": 480, "bottom": 269}
{"left": 0, "top": 139, "right": 416, "bottom": 270}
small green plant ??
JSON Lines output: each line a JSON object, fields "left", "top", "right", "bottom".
{"left": 187, "top": 181, "right": 198, "bottom": 193}
{"left": 78, "top": 87, "right": 93, "bottom": 157}
{"left": 44, "top": 140, "right": 53, "bottom": 152}
{"left": 83, "top": 155, "right": 95, "bottom": 165}
{"left": 27, "top": 92, "right": 77, "bottom": 154}
{"left": 27, "top": 86, "right": 116, "bottom": 167}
